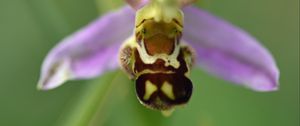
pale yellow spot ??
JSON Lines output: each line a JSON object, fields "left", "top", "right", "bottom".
{"left": 161, "top": 108, "right": 175, "bottom": 117}
{"left": 161, "top": 82, "right": 175, "bottom": 100}
{"left": 143, "top": 81, "right": 158, "bottom": 100}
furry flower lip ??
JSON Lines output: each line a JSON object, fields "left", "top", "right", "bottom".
{"left": 120, "top": 0, "right": 194, "bottom": 111}
{"left": 37, "top": 0, "right": 279, "bottom": 112}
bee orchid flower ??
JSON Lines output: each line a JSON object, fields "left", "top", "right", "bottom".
{"left": 38, "top": 0, "right": 279, "bottom": 111}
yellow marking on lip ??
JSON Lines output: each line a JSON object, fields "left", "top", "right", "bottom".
{"left": 144, "top": 81, "right": 158, "bottom": 100}
{"left": 136, "top": 39, "right": 180, "bottom": 68}
{"left": 161, "top": 108, "right": 175, "bottom": 117}
{"left": 161, "top": 81, "right": 175, "bottom": 100}
{"left": 136, "top": 69, "right": 175, "bottom": 77}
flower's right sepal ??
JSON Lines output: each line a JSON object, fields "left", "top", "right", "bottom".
{"left": 182, "top": 6, "right": 280, "bottom": 91}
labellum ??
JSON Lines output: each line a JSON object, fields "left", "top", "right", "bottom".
{"left": 119, "top": 0, "right": 194, "bottom": 112}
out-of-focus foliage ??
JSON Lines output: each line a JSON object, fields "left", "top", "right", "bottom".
{"left": 0, "top": 0, "right": 298, "bottom": 126}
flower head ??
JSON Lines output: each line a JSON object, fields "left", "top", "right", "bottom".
{"left": 37, "top": 0, "right": 279, "bottom": 111}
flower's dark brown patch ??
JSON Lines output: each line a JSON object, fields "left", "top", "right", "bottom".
{"left": 135, "top": 73, "right": 193, "bottom": 110}
{"left": 133, "top": 48, "right": 193, "bottom": 110}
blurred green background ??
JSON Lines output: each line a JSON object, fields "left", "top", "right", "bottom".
{"left": 0, "top": 0, "right": 299, "bottom": 126}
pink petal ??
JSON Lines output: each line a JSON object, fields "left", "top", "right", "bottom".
{"left": 124, "top": 0, "right": 196, "bottom": 9}
{"left": 182, "top": 6, "right": 279, "bottom": 91}
{"left": 178, "top": 0, "right": 197, "bottom": 7}
{"left": 125, "top": 0, "right": 148, "bottom": 10}
{"left": 38, "top": 6, "right": 135, "bottom": 90}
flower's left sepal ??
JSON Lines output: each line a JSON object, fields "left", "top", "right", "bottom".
{"left": 37, "top": 6, "right": 136, "bottom": 90}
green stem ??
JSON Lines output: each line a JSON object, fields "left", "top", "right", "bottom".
{"left": 55, "top": 72, "right": 119, "bottom": 126}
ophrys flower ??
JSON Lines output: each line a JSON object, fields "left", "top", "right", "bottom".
{"left": 37, "top": 0, "right": 280, "bottom": 112}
